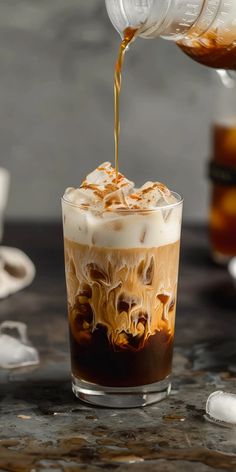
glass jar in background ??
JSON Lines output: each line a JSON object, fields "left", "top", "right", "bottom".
{"left": 208, "top": 72, "right": 236, "bottom": 264}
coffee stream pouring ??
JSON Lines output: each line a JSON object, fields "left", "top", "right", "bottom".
{"left": 105, "top": 0, "right": 236, "bottom": 70}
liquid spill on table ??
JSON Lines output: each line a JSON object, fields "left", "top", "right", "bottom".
{"left": 0, "top": 349, "right": 236, "bottom": 472}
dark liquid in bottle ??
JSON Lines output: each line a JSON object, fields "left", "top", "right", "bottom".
{"left": 178, "top": 33, "right": 236, "bottom": 70}
{"left": 209, "top": 123, "right": 236, "bottom": 259}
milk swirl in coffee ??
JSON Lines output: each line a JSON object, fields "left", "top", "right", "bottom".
{"left": 63, "top": 163, "right": 182, "bottom": 387}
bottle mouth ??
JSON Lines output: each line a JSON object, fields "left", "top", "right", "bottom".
{"left": 105, "top": 0, "right": 151, "bottom": 37}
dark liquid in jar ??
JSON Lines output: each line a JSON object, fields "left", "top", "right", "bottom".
{"left": 209, "top": 123, "right": 236, "bottom": 259}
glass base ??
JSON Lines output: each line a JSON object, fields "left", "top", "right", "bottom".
{"left": 72, "top": 374, "right": 171, "bottom": 408}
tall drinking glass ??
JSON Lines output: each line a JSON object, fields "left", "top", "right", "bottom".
{"left": 62, "top": 193, "right": 183, "bottom": 407}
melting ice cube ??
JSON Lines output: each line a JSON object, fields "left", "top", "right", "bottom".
{"left": 85, "top": 162, "right": 112, "bottom": 186}
{"left": 0, "top": 321, "right": 39, "bottom": 369}
{"left": 206, "top": 390, "right": 236, "bottom": 425}
{"left": 128, "top": 182, "right": 176, "bottom": 209}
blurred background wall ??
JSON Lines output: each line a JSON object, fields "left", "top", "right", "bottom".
{"left": 0, "top": 0, "right": 217, "bottom": 221}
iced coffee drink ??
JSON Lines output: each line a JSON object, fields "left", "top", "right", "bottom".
{"left": 62, "top": 163, "right": 183, "bottom": 407}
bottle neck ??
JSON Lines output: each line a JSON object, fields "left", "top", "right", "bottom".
{"left": 105, "top": 0, "right": 225, "bottom": 41}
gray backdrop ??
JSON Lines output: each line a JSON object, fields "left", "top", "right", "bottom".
{"left": 0, "top": 0, "right": 217, "bottom": 221}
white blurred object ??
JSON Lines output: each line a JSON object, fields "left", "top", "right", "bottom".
{"left": 206, "top": 391, "right": 236, "bottom": 424}
{"left": 0, "top": 321, "right": 39, "bottom": 369}
{"left": 0, "top": 247, "right": 35, "bottom": 299}
{"left": 0, "top": 167, "right": 35, "bottom": 298}
{"left": 216, "top": 70, "right": 236, "bottom": 89}
{"left": 228, "top": 258, "right": 236, "bottom": 288}
{"left": 0, "top": 167, "right": 10, "bottom": 242}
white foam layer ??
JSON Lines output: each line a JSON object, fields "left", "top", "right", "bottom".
{"left": 63, "top": 198, "right": 182, "bottom": 249}
{"left": 62, "top": 163, "right": 182, "bottom": 248}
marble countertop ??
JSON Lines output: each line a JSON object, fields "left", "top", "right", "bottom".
{"left": 0, "top": 223, "right": 235, "bottom": 472}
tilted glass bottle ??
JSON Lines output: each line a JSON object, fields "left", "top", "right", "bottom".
{"left": 105, "top": 0, "right": 236, "bottom": 69}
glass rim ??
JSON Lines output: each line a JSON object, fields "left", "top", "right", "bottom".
{"left": 61, "top": 191, "right": 183, "bottom": 213}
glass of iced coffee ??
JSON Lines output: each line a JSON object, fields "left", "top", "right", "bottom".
{"left": 62, "top": 163, "right": 183, "bottom": 407}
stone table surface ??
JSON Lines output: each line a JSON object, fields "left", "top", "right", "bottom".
{"left": 0, "top": 223, "right": 236, "bottom": 472}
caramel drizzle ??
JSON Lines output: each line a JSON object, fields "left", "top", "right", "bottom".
{"left": 114, "top": 28, "right": 137, "bottom": 180}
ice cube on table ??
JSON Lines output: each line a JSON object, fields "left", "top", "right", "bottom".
{"left": 206, "top": 390, "right": 236, "bottom": 424}
{"left": 0, "top": 321, "right": 39, "bottom": 369}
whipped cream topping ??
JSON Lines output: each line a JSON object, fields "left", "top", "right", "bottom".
{"left": 62, "top": 163, "right": 182, "bottom": 248}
